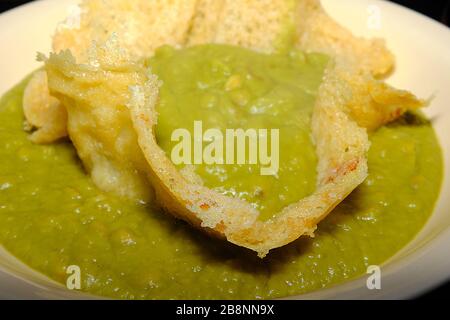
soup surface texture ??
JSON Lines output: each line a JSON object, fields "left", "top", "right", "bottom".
{"left": 0, "top": 45, "right": 442, "bottom": 299}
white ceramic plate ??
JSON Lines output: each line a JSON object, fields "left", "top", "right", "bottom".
{"left": 0, "top": 0, "right": 449, "bottom": 300}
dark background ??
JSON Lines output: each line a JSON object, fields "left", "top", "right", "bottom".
{"left": 0, "top": 0, "right": 449, "bottom": 300}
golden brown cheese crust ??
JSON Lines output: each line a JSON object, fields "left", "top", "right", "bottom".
{"left": 23, "top": 70, "right": 67, "bottom": 143}
{"left": 27, "top": 0, "right": 427, "bottom": 256}
{"left": 296, "top": 0, "right": 395, "bottom": 77}
{"left": 187, "top": 0, "right": 297, "bottom": 53}
{"left": 23, "top": 0, "right": 404, "bottom": 146}
{"left": 45, "top": 42, "right": 154, "bottom": 201}
{"left": 53, "top": 0, "right": 199, "bottom": 62}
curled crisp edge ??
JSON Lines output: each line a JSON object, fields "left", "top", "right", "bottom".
{"left": 129, "top": 64, "right": 370, "bottom": 258}
{"left": 22, "top": 70, "right": 68, "bottom": 144}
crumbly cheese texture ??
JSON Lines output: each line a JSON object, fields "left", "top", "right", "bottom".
{"left": 44, "top": 39, "right": 154, "bottom": 202}
{"left": 296, "top": 0, "right": 394, "bottom": 77}
{"left": 53, "top": 0, "right": 198, "bottom": 62}
{"left": 29, "top": 0, "right": 426, "bottom": 256}
{"left": 187, "top": 0, "right": 298, "bottom": 53}
{"left": 24, "top": 0, "right": 399, "bottom": 144}
{"left": 23, "top": 70, "right": 67, "bottom": 143}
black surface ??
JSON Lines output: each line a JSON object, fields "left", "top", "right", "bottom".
{"left": 393, "top": 0, "right": 449, "bottom": 25}
{"left": 0, "top": 0, "right": 449, "bottom": 300}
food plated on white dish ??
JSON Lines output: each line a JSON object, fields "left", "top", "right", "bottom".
{"left": 0, "top": 0, "right": 449, "bottom": 299}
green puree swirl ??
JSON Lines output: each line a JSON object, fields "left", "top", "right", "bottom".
{"left": 0, "top": 51, "right": 443, "bottom": 299}
{"left": 150, "top": 44, "right": 329, "bottom": 220}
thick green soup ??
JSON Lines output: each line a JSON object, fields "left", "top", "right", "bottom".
{"left": 0, "top": 44, "right": 443, "bottom": 299}
{"left": 151, "top": 44, "right": 328, "bottom": 220}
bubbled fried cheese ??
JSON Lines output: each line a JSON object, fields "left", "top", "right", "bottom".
{"left": 30, "top": 0, "right": 426, "bottom": 256}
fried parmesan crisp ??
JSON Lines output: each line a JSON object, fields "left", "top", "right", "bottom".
{"left": 28, "top": 0, "right": 426, "bottom": 256}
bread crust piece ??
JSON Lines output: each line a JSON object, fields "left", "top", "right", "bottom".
{"left": 296, "top": 0, "right": 394, "bottom": 77}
